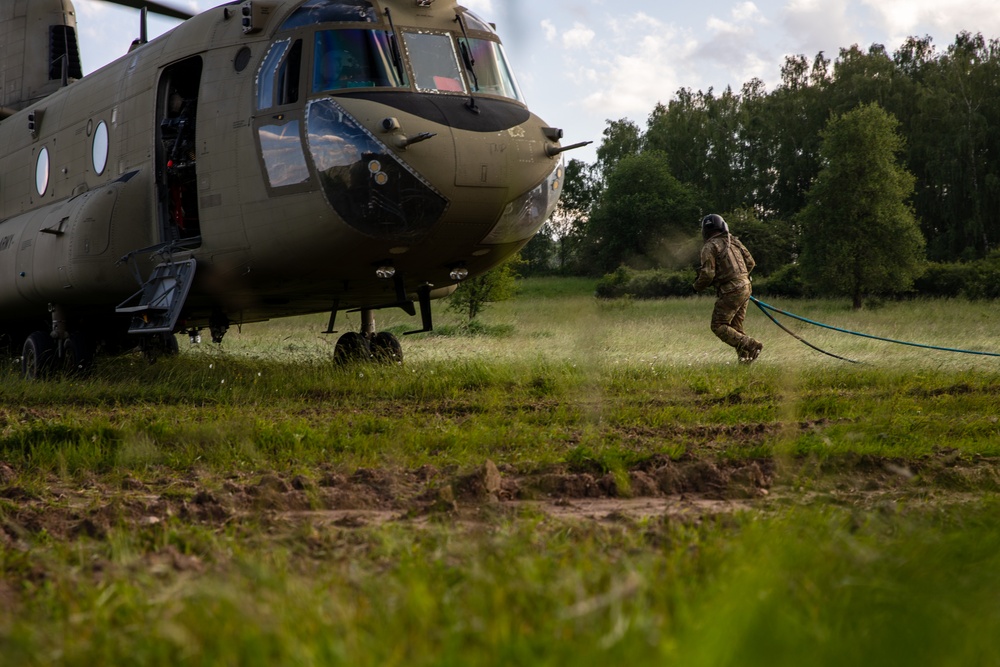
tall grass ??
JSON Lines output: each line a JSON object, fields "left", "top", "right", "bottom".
{"left": 3, "top": 503, "right": 1000, "bottom": 665}
{"left": 2, "top": 278, "right": 999, "bottom": 664}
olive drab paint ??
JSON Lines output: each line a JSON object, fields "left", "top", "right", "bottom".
{"left": 0, "top": 0, "right": 579, "bottom": 376}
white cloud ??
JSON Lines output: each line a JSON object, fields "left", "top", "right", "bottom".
{"left": 541, "top": 19, "right": 558, "bottom": 43}
{"left": 563, "top": 23, "right": 596, "bottom": 50}
{"left": 733, "top": 2, "right": 765, "bottom": 22}
{"left": 709, "top": 1, "right": 766, "bottom": 35}
{"left": 462, "top": 0, "right": 494, "bottom": 14}
{"left": 577, "top": 17, "right": 697, "bottom": 116}
{"left": 861, "top": 0, "right": 1000, "bottom": 46}
{"left": 781, "top": 0, "right": 860, "bottom": 56}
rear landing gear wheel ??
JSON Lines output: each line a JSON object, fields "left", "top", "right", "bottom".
{"left": 22, "top": 332, "right": 55, "bottom": 380}
{"left": 334, "top": 332, "right": 371, "bottom": 364}
{"left": 141, "top": 333, "right": 180, "bottom": 364}
{"left": 370, "top": 332, "right": 403, "bottom": 364}
{"left": 62, "top": 333, "right": 94, "bottom": 376}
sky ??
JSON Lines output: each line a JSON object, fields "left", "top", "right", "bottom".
{"left": 75, "top": 0, "right": 1000, "bottom": 165}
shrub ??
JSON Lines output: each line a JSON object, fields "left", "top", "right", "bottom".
{"left": 753, "top": 263, "right": 806, "bottom": 298}
{"left": 594, "top": 266, "right": 697, "bottom": 299}
{"left": 913, "top": 253, "right": 1000, "bottom": 299}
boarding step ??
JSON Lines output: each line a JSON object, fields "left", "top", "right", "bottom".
{"left": 115, "top": 259, "right": 196, "bottom": 334}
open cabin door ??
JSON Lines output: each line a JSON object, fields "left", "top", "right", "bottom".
{"left": 156, "top": 57, "right": 203, "bottom": 246}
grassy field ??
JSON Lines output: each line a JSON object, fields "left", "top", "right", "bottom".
{"left": 2, "top": 278, "right": 1000, "bottom": 665}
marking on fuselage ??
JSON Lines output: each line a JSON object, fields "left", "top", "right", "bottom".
{"left": 0, "top": 235, "right": 14, "bottom": 252}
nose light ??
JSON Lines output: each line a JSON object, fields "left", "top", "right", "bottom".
{"left": 376, "top": 266, "right": 396, "bottom": 279}
{"left": 449, "top": 267, "right": 469, "bottom": 281}
{"left": 542, "top": 127, "right": 564, "bottom": 141}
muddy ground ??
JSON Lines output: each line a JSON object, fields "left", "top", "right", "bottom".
{"left": 2, "top": 449, "right": 997, "bottom": 548}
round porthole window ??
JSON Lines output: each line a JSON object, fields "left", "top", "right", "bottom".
{"left": 235, "top": 46, "right": 252, "bottom": 72}
{"left": 92, "top": 121, "right": 109, "bottom": 175}
{"left": 35, "top": 147, "right": 50, "bottom": 196}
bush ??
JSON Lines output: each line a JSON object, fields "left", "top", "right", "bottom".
{"left": 754, "top": 263, "right": 806, "bottom": 298}
{"left": 595, "top": 266, "right": 697, "bottom": 299}
{"left": 913, "top": 253, "right": 1000, "bottom": 299}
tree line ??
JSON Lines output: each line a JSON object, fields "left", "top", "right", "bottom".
{"left": 522, "top": 31, "right": 1000, "bottom": 305}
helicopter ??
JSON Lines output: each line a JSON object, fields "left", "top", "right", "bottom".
{"left": 0, "top": 0, "right": 589, "bottom": 379}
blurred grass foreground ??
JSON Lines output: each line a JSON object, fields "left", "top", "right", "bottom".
{"left": 1, "top": 277, "right": 999, "bottom": 665}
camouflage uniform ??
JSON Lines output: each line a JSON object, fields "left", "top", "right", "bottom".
{"left": 693, "top": 233, "right": 763, "bottom": 361}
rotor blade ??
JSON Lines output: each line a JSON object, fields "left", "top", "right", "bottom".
{"left": 101, "top": 0, "right": 195, "bottom": 21}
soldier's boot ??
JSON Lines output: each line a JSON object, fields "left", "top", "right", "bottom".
{"left": 738, "top": 339, "right": 763, "bottom": 364}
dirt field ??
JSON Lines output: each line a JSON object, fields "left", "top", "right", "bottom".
{"left": 4, "top": 446, "right": 995, "bottom": 552}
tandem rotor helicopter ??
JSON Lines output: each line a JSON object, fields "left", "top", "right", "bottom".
{"left": 0, "top": 0, "right": 588, "bottom": 378}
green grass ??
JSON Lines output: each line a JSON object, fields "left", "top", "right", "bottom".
{"left": 2, "top": 279, "right": 1000, "bottom": 664}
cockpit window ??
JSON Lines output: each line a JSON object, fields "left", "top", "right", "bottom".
{"left": 281, "top": 0, "right": 377, "bottom": 31}
{"left": 313, "top": 30, "right": 408, "bottom": 92}
{"left": 403, "top": 32, "right": 466, "bottom": 94}
{"left": 458, "top": 9, "right": 495, "bottom": 35}
{"left": 257, "top": 40, "right": 289, "bottom": 109}
{"left": 458, "top": 38, "right": 523, "bottom": 102}
{"left": 257, "top": 38, "right": 302, "bottom": 109}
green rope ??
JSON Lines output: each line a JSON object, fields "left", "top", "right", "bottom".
{"left": 750, "top": 296, "right": 1000, "bottom": 360}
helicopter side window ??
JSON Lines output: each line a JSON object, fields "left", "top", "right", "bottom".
{"left": 257, "top": 39, "right": 302, "bottom": 109}
{"left": 402, "top": 32, "right": 466, "bottom": 94}
{"left": 259, "top": 121, "right": 310, "bottom": 188}
{"left": 458, "top": 38, "right": 524, "bottom": 103}
{"left": 36, "top": 147, "right": 51, "bottom": 197}
{"left": 313, "top": 30, "right": 408, "bottom": 92}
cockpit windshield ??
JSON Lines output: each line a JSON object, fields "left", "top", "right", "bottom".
{"left": 313, "top": 30, "right": 408, "bottom": 92}
{"left": 403, "top": 32, "right": 467, "bottom": 94}
{"left": 267, "top": 1, "right": 525, "bottom": 104}
{"left": 458, "top": 38, "right": 523, "bottom": 102}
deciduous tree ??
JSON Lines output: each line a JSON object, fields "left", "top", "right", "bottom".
{"left": 799, "top": 104, "right": 925, "bottom": 308}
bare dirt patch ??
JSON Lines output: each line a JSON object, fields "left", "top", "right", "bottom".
{"left": 2, "top": 450, "right": 996, "bottom": 543}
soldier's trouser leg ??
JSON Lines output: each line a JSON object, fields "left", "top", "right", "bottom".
{"left": 710, "top": 285, "right": 759, "bottom": 353}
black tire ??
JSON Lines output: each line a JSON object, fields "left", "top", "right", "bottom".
{"left": 334, "top": 332, "right": 371, "bottom": 364}
{"left": 22, "top": 331, "right": 55, "bottom": 380}
{"left": 370, "top": 332, "right": 403, "bottom": 364}
{"left": 62, "top": 333, "right": 95, "bottom": 376}
{"left": 142, "top": 333, "right": 180, "bottom": 364}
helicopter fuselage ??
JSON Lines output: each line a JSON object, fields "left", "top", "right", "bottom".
{"left": 0, "top": 0, "right": 564, "bottom": 353}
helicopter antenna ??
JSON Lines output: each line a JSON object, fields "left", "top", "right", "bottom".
{"left": 454, "top": 11, "right": 480, "bottom": 114}
{"left": 140, "top": 6, "right": 148, "bottom": 44}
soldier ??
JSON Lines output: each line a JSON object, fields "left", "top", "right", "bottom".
{"left": 693, "top": 214, "right": 763, "bottom": 363}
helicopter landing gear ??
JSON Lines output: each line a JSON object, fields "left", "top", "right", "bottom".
{"left": 334, "top": 331, "right": 371, "bottom": 364}
{"left": 20, "top": 306, "right": 97, "bottom": 380}
{"left": 370, "top": 331, "right": 403, "bottom": 363}
{"left": 21, "top": 331, "right": 55, "bottom": 380}
{"left": 61, "top": 333, "right": 94, "bottom": 375}
{"left": 333, "top": 309, "right": 403, "bottom": 365}
{"left": 140, "top": 332, "right": 180, "bottom": 364}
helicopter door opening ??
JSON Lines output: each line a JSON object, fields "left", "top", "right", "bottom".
{"left": 156, "top": 57, "right": 203, "bottom": 246}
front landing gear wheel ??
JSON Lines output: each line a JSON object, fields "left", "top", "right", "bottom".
{"left": 370, "top": 332, "right": 403, "bottom": 364}
{"left": 22, "top": 332, "right": 55, "bottom": 380}
{"left": 334, "top": 332, "right": 371, "bottom": 364}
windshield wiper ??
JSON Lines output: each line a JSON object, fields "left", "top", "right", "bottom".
{"left": 383, "top": 9, "right": 406, "bottom": 85}
{"left": 455, "top": 11, "right": 480, "bottom": 114}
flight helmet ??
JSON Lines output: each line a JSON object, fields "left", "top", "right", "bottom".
{"left": 701, "top": 214, "right": 729, "bottom": 240}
